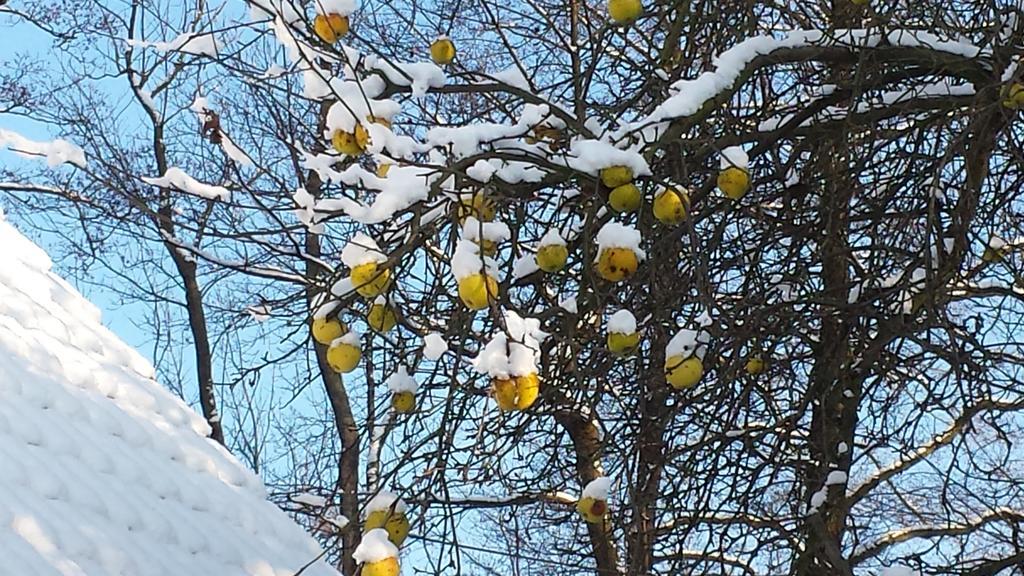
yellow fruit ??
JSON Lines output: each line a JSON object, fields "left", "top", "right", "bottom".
{"left": 600, "top": 165, "right": 633, "bottom": 188}
{"left": 514, "top": 373, "right": 540, "bottom": 410}
{"left": 718, "top": 166, "right": 750, "bottom": 200}
{"left": 536, "top": 244, "right": 568, "bottom": 273}
{"left": 376, "top": 163, "right": 391, "bottom": 178}
{"left": 745, "top": 356, "right": 766, "bottom": 375}
{"left": 367, "top": 303, "right": 397, "bottom": 333}
{"left": 312, "top": 317, "right": 347, "bottom": 345}
{"left": 351, "top": 262, "right": 392, "bottom": 298}
{"left": 608, "top": 0, "right": 643, "bottom": 24}
{"left": 596, "top": 247, "right": 639, "bottom": 282}
{"left": 327, "top": 342, "right": 361, "bottom": 373}
{"left": 533, "top": 125, "right": 560, "bottom": 142}
{"left": 361, "top": 557, "right": 400, "bottom": 576}
{"left": 364, "top": 509, "right": 411, "bottom": 547}
{"left": 457, "top": 273, "right": 499, "bottom": 310}
{"left": 607, "top": 331, "right": 640, "bottom": 356}
{"left": 313, "top": 13, "right": 349, "bottom": 43}
{"left": 392, "top": 391, "right": 415, "bottom": 414}
{"left": 665, "top": 355, "right": 703, "bottom": 390}
{"left": 608, "top": 183, "right": 641, "bottom": 213}
{"left": 576, "top": 496, "right": 608, "bottom": 523}
{"left": 653, "top": 188, "right": 687, "bottom": 225}
{"left": 457, "top": 192, "right": 497, "bottom": 223}
{"left": 492, "top": 378, "right": 518, "bottom": 410}
{"left": 332, "top": 128, "right": 366, "bottom": 156}
{"left": 430, "top": 37, "right": 456, "bottom": 65}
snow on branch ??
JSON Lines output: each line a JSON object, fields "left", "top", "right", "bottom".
{"left": 142, "top": 167, "right": 231, "bottom": 201}
{"left": 125, "top": 32, "right": 220, "bottom": 57}
{"left": 0, "top": 129, "right": 86, "bottom": 168}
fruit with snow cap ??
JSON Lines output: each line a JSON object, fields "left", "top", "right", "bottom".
{"left": 367, "top": 299, "right": 398, "bottom": 333}
{"left": 314, "top": 13, "right": 349, "bottom": 43}
{"left": 607, "top": 331, "right": 640, "bottom": 356}
{"left": 312, "top": 316, "right": 347, "bottom": 345}
{"left": 351, "top": 262, "right": 392, "bottom": 299}
{"left": 492, "top": 378, "right": 518, "bottom": 410}
{"left": 653, "top": 187, "right": 688, "bottom": 225}
{"left": 665, "top": 355, "right": 703, "bottom": 389}
{"left": 363, "top": 494, "right": 410, "bottom": 547}
{"left": 355, "top": 528, "right": 401, "bottom": 576}
{"left": 600, "top": 165, "right": 633, "bottom": 188}
{"left": 458, "top": 273, "right": 499, "bottom": 310}
{"left": 608, "top": 183, "right": 641, "bottom": 213}
{"left": 327, "top": 338, "right": 362, "bottom": 374}
{"left": 535, "top": 231, "right": 569, "bottom": 273}
{"left": 607, "top": 0, "right": 643, "bottom": 25}
{"left": 430, "top": 36, "right": 456, "bottom": 65}
{"left": 491, "top": 373, "right": 540, "bottom": 411}
{"left": 577, "top": 477, "right": 612, "bottom": 523}
{"left": 1003, "top": 83, "right": 1024, "bottom": 109}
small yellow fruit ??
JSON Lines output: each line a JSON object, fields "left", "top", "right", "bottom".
{"left": 327, "top": 342, "right": 361, "bottom": 373}
{"left": 430, "top": 37, "right": 456, "bottom": 65}
{"left": 457, "top": 273, "right": 499, "bottom": 310}
{"left": 361, "top": 556, "right": 400, "bottom": 576}
{"left": 665, "top": 355, "right": 703, "bottom": 390}
{"left": 653, "top": 188, "right": 687, "bottom": 225}
{"left": 536, "top": 244, "right": 569, "bottom": 273}
{"left": 391, "top": 391, "right": 416, "bottom": 414}
{"left": 351, "top": 262, "right": 392, "bottom": 298}
{"left": 376, "top": 163, "right": 392, "bottom": 178}
{"left": 367, "top": 303, "right": 398, "bottom": 333}
{"left": 476, "top": 238, "right": 499, "bottom": 257}
{"left": 364, "top": 509, "right": 411, "bottom": 547}
{"left": 313, "top": 13, "right": 349, "bottom": 43}
{"left": 982, "top": 246, "right": 1007, "bottom": 263}
{"left": 600, "top": 165, "right": 633, "bottom": 188}
{"left": 457, "top": 192, "right": 497, "bottom": 223}
{"left": 596, "top": 247, "right": 639, "bottom": 282}
{"left": 607, "top": 331, "right": 640, "bottom": 356}
{"left": 331, "top": 127, "right": 368, "bottom": 156}
{"left": 533, "top": 125, "right": 560, "bottom": 142}
{"left": 745, "top": 356, "right": 766, "bottom": 375}
{"left": 718, "top": 166, "right": 750, "bottom": 200}
{"left": 576, "top": 496, "right": 608, "bottom": 523}
{"left": 312, "top": 317, "right": 347, "bottom": 345}
{"left": 492, "top": 378, "right": 518, "bottom": 410}
{"left": 514, "top": 373, "right": 540, "bottom": 410}
{"left": 608, "top": 183, "right": 641, "bottom": 213}
{"left": 608, "top": 0, "right": 643, "bottom": 24}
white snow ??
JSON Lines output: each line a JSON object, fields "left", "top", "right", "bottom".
{"left": 451, "top": 239, "right": 501, "bottom": 280}
{"left": 0, "top": 213, "right": 337, "bottom": 575}
{"left": 352, "top": 529, "right": 398, "bottom": 564}
{"left": 838, "top": 442, "right": 849, "bottom": 454}
{"left": 607, "top": 310, "right": 637, "bottom": 334}
{"left": 142, "top": 167, "right": 231, "bottom": 201}
{"left": 594, "top": 221, "right": 646, "bottom": 259}
{"left": 512, "top": 254, "right": 541, "bottom": 279}
{"left": 0, "top": 128, "right": 86, "bottom": 168}
{"left": 315, "top": 0, "right": 358, "bottom": 15}
{"left": 538, "top": 228, "right": 566, "bottom": 247}
{"left": 472, "top": 312, "right": 548, "bottom": 378}
{"left": 560, "top": 140, "right": 651, "bottom": 180}
{"left": 581, "top": 477, "right": 611, "bottom": 500}
{"left": 386, "top": 366, "right": 418, "bottom": 394}
{"left": 365, "top": 491, "right": 407, "bottom": 514}
{"left": 340, "top": 233, "right": 387, "bottom": 267}
{"left": 825, "top": 470, "right": 848, "bottom": 486}
{"left": 332, "top": 330, "right": 361, "bottom": 347}
{"left": 720, "top": 146, "right": 749, "bottom": 170}
{"left": 989, "top": 235, "right": 1007, "bottom": 250}
{"left": 559, "top": 296, "right": 578, "bottom": 314}
{"left": 422, "top": 333, "right": 448, "bottom": 360}
{"left": 126, "top": 32, "right": 220, "bottom": 57}
{"left": 293, "top": 492, "right": 328, "bottom": 507}
{"left": 461, "top": 217, "right": 511, "bottom": 244}
{"left": 880, "top": 566, "right": 921, "bottom": 576}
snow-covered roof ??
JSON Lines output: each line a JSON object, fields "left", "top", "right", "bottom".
{"left": 0, "top": 212, "right": 337, "bottom": 576}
